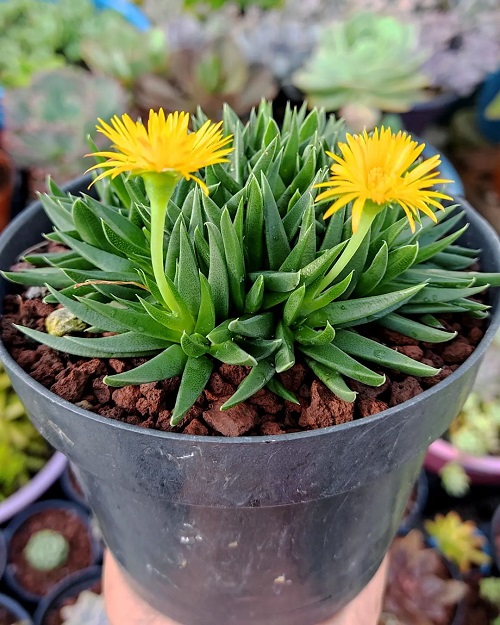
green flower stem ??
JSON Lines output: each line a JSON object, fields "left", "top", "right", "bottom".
{"left": 318, "top": 201, "right": 381, "bottom": 292}
{"left": 142, "top": 172, "right": 186, "bottom": 319}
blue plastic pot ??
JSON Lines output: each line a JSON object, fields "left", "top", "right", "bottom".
{"left": 34, "top": 566, "right": 103, "bottom": 625}
{"left": 477, "top": 70, "right": 500, "bottom": 144}
{"left": 0, "top": 594, "right": 33, "bottom": 625}
{"left": 92, "top": 0, "right": 150, "bottom": 30}
{"left": 3, "top": 499, "right": 102, "bottom": 604}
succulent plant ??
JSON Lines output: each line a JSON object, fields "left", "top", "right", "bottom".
{"left": 425, "top": 511, "right": 491, "bottom": 573}
{"left": 133, "top": 34, "right": 278, "bottom": 120}
{"left": 480, "top": 578, "right": 500, "bottom": 625}
{"left": 0, "top": 363, "right": 49, "bottom": 500}
{"left": 5, "top": 102, "right": 500, "bottom": 429}
{"left": 381, "top": 530, "right": 467, "bottom": 625}
{"left": 3, "top": 67, "right": 127, "bottom": 184}
{"left": 417, "top": 7, "right": 500, "bottom": 97}
{"left": 23, "top": 529, "right": 70, "bottom": 572}
{"left": 292, "top": 12, "right": 430, "bottom": 123}
{"left": 60, "top": 591, "right": 108, "bottom": 625}
{"left": 78, "top": 17, "right": 168, "bottom": 88}
{"left": 439, "top": 388, "right": 500, "bottom": 495}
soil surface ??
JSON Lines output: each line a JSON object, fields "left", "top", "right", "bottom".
{"left": 8, "top": 508, "right": 94, "bottom": 597}
{"left": 0, "top": 607, "right": 19, "bottom": 625}
{"left": 44, "top": 581, "right": 102, "bottom": 625}
{"left": 1, "top": 283, "right": 487, "bottom": 436}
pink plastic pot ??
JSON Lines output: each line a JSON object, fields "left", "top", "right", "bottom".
{"left": 424, "top": 439, "right": 500, "bottom": 485}
{"left": 0, "top": 453, "right": 67, "bottom": 524}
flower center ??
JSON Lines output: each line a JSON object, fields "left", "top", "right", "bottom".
{"left": 367, "top": 167, "right": 395, "bottom": 205}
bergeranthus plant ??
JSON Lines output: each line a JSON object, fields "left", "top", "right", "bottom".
{"left": 6, "top": 102, "right": 500, "bottom": 427}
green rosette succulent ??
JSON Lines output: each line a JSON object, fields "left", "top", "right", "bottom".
{"left": 292, "top": 13, "right": 430, "bottom": 116}
{"left": 5, "top": 103, "right": 500, "bottom": 427}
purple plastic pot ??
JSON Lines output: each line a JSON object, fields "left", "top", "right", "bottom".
{"left": 425, "top": 440, "right": 500, "bottom": 485}
{"left": 3, "top": 499, "right": 102, "bottom": 604}
{"left": 0, "top": 452, "right": 67, "bottom": 525}
{"left": 34, "top": 566, "right": 102, "bottom": 625}
{"left": 0, "top": 593, "right": 33, "bottom": 625}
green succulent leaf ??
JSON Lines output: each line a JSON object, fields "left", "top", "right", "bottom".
{"left": 305, "top": 358, "right": 357, "bottom": 403}
{"left": 221, "top": 360, "right": 275, "bottom": 410}
{"left": 104, "top": 344, "right": 187, "bottom": 387}
{"left": 171, "top": 356, "right": 213, "bottom": 425}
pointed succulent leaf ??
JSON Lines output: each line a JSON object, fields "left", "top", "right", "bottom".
{"left": 221, "top": 360, "right": 275, "bottom": 410}
{"left": 355, "top": 242, "right": 389, "bottom": 295}
{"left": 195, "top": 274, "right": 216, "bottom": 336}
{"left": 414, "top": 225, "right": 469, "bottom": 264}
{"left": 249, "top": 271, "right": 300, "bottom": 293}
{"left": 209, "top": 341, "right": 257, "bottom": 366}
{"left": 333, "top": 330, "right": 439, "bottom": 377}
{"left": 283, "top": 284, "right": 306, "bottom": 326}
{"left": 376, "top": 313, "right": 457, "bottom": 343}
{"left": 266, "top": 378, "right": 299, "bottom": 405}
{"left": 295, "top": 323, "right": 335, "bottom": 346}
{"left": 228, "top": 313, "right": 274, "bottom": 338}
{"left": 171, "top": 356, "right": 213, "bottom": 425}
{"left": 244, "top": 275, "right": 264, "bottom": 314}
{"left": 275, "top": 322, "right": 295, "bottom": 373}
{"left": 207, "top": 222, "right": 229, "bottom": 320}
{"left": 181, "top": 332, "right": 210, "bottom": 358}
{"left": 261, "top": 173, "right": 291, "bottom": 270}
{"left": 305, "top": 358, "right": 357, "bottom": 403}
{"left": 104, "top": 344, "right": 187, "bottom": 387}
{"left": 221, "top": 208, "right": 245, "bottom": 312}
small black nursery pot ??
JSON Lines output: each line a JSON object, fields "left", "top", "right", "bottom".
{"left": 60, "top": 465, "right": 89, "bottom": 511}
{"left": 0, "top": 184, "right": 499, "bottom": 625}
{"left": 0, "top": 532, "right": 6, "bottom": 582}
{"left": 397, "top": 471, "right": 429, "bottom": 537}
{"left": 0, "top": 593, "right": 33, "bottom": 625}
{"left": 34, "top": 566, "right": 102, "bottom": 625}
{"left": 3, "top": 500, "right": 102, "bottom": 604}
{"left": 492, "top": 504, "right": 500, "bottom": 571}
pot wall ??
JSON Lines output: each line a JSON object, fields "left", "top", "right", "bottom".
{"left": 0, "top": 187, "right": 499, "bottom": 625}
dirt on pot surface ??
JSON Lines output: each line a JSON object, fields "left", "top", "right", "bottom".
{"left": 43, "top": 581, "right": 102, "bottom": 625}
{"left": 0, "top": 606, "right": 19, "bottom": 625}
{"left": 1, "top": 285, "right": 487, "bottom": 436}
{"left": 8, "top": 508, "right": 94, "bottom": 597}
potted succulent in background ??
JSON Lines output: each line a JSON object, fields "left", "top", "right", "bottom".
{"left": 380, "top": 529, "right": 467, "bottom": 625}
{"left": 292, "top": 12, "right": 430, "bottom": 132}
{"left": 3, "top": 500, "right": 102, "bottom": 604}
{"left": 34, "top": 566, "right": 103, "bottom": 625}
{"left": 0, "top": 102, "right": 499, "bottom": 625}
{"left": 425, "top": 331, "right": 500, "bottom": 493}
{"left": 0, "top": 362, "right": 66, "bottom": 525}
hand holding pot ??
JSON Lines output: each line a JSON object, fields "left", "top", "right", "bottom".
{"left": 104, "top": 553, "right": 388, "bottom": 625}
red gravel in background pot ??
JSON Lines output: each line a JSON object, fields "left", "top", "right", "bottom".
{"left": 4, "top": 500, "right": 102, "bottom": 603}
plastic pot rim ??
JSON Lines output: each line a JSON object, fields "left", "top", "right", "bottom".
{"left": 425, "top": 438, "right": 500, "bottom": 480}
{"left": 34, "top": 565, "right": 102, "bottom": 625}
{"left": 0, "top": 185, "right": 499, "bottom": 448}
{"left": 0, "top": 452, "right": 68, "bottom": 525}
{"left": 0, "top": 592, "right": 34, "bottom": 625}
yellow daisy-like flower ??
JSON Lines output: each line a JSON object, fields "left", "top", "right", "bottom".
{"left": 87, "top": 109, "right": 233, "bottom": 194}
{"left": 316, "top": 127, "right": 453, "bottom": 233}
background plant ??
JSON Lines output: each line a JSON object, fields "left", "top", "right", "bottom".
{"left": 0, "top": 363, "right": 49, "bottom": 501}
{"left": 292, "top": 12, "right": 430, "bottom": 127}
{"left": 425, "top": 511, "right": 491, "bottom": 573}
{"left": 6, "top": 103, "right": 500, "bottom": 426}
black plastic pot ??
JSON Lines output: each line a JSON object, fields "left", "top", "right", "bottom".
{"left": 0, "top": 593, "right": 33, "bottom": 625}
{"left": 0, "top": 531, "right": 6, "bottom": 581}
{"left": 0, "top": 182, "right": 499, "bottom": 625}
{"left": 400, "top": 92, "right": 457, "bottom": 135}
{"left": 397, "top": 471, "right": 429, "bottom": 537}
{"left": 60, "top": 464, "right": 90, "bottom": 511}
{"left": 34, "top": 566, "right": 102, "bottom": 625}
{"left": 3, "top": 499, "right": 102, "bottom": 603}
{"left": 491, "top": 504, "right": 500, "bottom": 571}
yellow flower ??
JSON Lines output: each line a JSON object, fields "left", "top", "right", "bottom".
{"left": 87, "top": 109, "right": 233, "bottom": 194}
{"left": 315, "top": 127, "right": 453, "bottom": 233}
